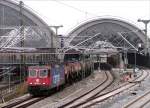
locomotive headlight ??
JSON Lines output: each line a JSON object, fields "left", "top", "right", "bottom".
{"left": 36, "top": 79, "right": 39, "bottom": 82}
{"left": 43, "top": 83, "right": 46, "bottom": 85}
{"left": 30, "top": 83, "right": 32, "bottom": 84}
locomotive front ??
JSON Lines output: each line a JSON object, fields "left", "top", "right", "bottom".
{"left": 27, "top": 66, "right": 51, "bottom": 95}
{"left": 27, "top": 64, "right": 65, "bottom": 95}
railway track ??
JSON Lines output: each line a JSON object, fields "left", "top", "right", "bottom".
{"left": 77, "top": 69, "right": 148, "bottom": 108}
{"left": 2, "top": 69, "right": 147, "bottom": 108}
{"left": 56, "top": 70, "right": 114, "bottom": 108}
{"left": 123, "top": 85, "right": 150, "bottom": 108}
{"left": 1, "top": 71, "right": 111, "bottom": 108}
{"left": 1, "top": 96, "right": 46, "bottom": 108}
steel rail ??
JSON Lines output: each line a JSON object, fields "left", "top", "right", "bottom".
{"left": 1, "top": 96, "right": 46, "bottom": 108}
{"left": 80, "top": 69, "right": 148, "bottom": 108}
{"left": 58, "top": 71, "right": 114, "bottom": 108}
{"left": 13, "top": 97, "right": 46, "bottom": 108}
{"left": 1, "top": 96, "right": 32, "bottom": 108}
{"left": 123, "top": 81, "right": 150, "bottom": 108}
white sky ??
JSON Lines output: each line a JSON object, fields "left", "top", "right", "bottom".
{"left": 20, "top": 0, "right": 150, "bottom": 36}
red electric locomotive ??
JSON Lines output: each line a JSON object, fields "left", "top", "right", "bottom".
{"left": 27, "top": 64, "right": 65, "bottom": 95}
{"left": 27, "top": 50, "right": 92, "bottom": 96}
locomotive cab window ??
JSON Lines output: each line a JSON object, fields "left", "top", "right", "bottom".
{"left": 39, "top": 69, "right": 48, "bottom": 78}
{"left": 29, "top": 69, "right": 37, "bottom": 77}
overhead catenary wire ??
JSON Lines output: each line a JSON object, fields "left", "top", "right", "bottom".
{"left": 53, "top": 0, "right": 98, "bottom": 17}
{"left": 64, "top": 29, "right": 145, "bottom": 46}
{"left": 1, "top": 0, "right": 148, "bottom": 51}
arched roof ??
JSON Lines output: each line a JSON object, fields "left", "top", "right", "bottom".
{"left": 0, "top": 0, "right": 56, "bottom": 48}
{"left": 67, "top": 18, "right": 146, "bottom": 52}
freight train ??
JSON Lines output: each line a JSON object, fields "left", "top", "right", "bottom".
{"left": 27, "top": 50, "right": 93, "bottom": 96}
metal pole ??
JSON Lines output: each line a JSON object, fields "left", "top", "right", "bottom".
{"left": 137, "top": 19, "right": 150, "bottom": 54}
{"left": 134, "top": 50, "right": 136, "bottom": 77}
{"left": 90, "top": 55, "right": 93, "bottom": 72}
{"left": 125, "top": 50, "right": 128, "bottom": 71}
{"left": 145, "top": 23, "right": 148, "bottom": 54}
{"left": 123, "top": 39, "right": 126, "bottom": 72}
{"left": 55, "top": 27, "right": 59, "bottom": 61}
{"left": 49, "top": 25, "right": 63, "bottom": 48}
{"left": 93, "top": 54, "right": 94, "bottom": 72}
{"left": 91, "top": 54, "right": 93, "bottom": 72}
{"left": 119, "top": 52, "right": 122, "bottom": 75}
{"left": 49, "top": 25, "right": 63, "bottom": 61}
{"left": 83, "top": 53, "right": 85, "bottom": 78}
{"left": 19, "top": 1, "right": 23, "bottom": 83}
{"left": 8, "top": 68, "right": 10, "bottom": 92}
{"left": 20, "top": 1, "right": 24, "bottom": 48}
{"left": 99, "top": 54, "right": 101, "bottom": 72}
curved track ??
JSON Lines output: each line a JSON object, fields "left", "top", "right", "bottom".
{"left": 1, "top": 70, "right": 112, "bottom": 108}
{"left": 123, "top": 71, "right": 150, "bottom": 108}
{"left": 78, "top": 69, "right": 148, "bottom": 108}
{"left": 123, "top": 91, "right": 150, "bottom": 108}
{"left": 2, "top": 70, "right": 147, "bottom": 108}
{"left": 57, "top": 71, "right": 114, "bottom": 108}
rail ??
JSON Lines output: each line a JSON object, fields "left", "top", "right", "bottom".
{"left": 79, "top": 69, "right": 148, "bottom": 108}
{"left": 123, "top": 72, "right": 150, "bottom": 108}
{"left": 54, "top": 71, "right": 114, "bottom": 108}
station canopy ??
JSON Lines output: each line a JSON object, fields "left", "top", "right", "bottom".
{"left": 66, "top": 18, "right": 147, "bottom": 54}
{"left": 0, "top": 0, "right": 56, "bottom": 49}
